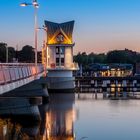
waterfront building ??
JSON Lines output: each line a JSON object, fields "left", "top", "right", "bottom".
{"left": 42, "top": 21, "right": 79, "bottom": 92}
{"left": 88, "top": 63, "right": 133, "bottom": 77}
{"left": 109, "top": 64, "right": 133, "bottom": 77}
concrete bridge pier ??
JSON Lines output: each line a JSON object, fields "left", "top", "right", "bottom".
{"left": 94, "top": 80, "right": 98, "bottom": 93}
{"left": 115, "top": 80, "right": 119, "bottom": 98}
{"left": 0, "top": 97, "right": 42, "bottom": 122}
{"left": 102, "top": 80, "right": 107, "bottom": 99}
{"left": 133, "top": 80, "right": 137, "bottom": 93}
{"left": 115, "top": 92, "right": 118, "bottom": 98}
{"left": 122, "top": 92, "right": 127, "bottom": 99}
{"left": 103, "top": 92, "right": 107, "bottom": 99}
{"left": 122, "top": 80, "right": 127, "bottom": 91}
{"left": 1, "top": 79, "right": 49, "bottom": 103}
{"left": 0, "top": 79, "right": 49, "bottom": 122}
{"left": 95, "top": 92, "right": 98, "bottom": 99}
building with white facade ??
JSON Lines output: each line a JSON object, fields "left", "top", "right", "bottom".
{"left": 42, "top": 21, "right": 78, "bottom": 93}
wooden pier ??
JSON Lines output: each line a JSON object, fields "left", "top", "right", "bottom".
{"left": 75, "top": 76, "right": 140, "bottom": 99}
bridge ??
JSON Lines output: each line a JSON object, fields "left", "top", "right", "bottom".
{"left": 0, "top": 63, "right": 44, "bottom": 95}
{"left": 0, "top": 63, "right": 51, "bottom": 121}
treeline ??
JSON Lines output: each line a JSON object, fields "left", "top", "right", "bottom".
{"left": 0, "top": 42, "right": 41, "bottom": 63}
{"left": 74, "top": 49, "right": 140, "bottom": 67}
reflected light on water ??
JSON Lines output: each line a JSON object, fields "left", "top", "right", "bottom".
{"left": 1, "top": 93, "right": 140, "bottom": 140}
{"left": 0, "top": 94, "right": 76, "bottom": 140}
{"left": 45, "top": 93, "right": 76, "bottom": 140}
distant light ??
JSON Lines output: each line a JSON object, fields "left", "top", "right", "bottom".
{"left": 20, "top": 2, "right": 39, "bottom": 8}
{"left": 35, "top": 4, "right": 39, "bottom": 8}
{"left": 33, "top": 0, "right": 38, "bottom": 5}
{"left": 33, "top": 0, "right": 39, "bottom": 8}
{"left": 111, "top": 68, "right": 115, "bottom": 71}
{"left": 20, "top": 3, "right": 27, "bottom": 7}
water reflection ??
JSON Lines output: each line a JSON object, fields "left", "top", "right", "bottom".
{"left": 46, "top": 94, "right": 75, "bottom": 140}
{"left": 1, "top": 93, "right": 140, "bottom": 140}
{"left": 0, "top": 94, "right": 76, "bottom": 140}
{"left": 0, "top": 118, "right": 30, "bottom": 140}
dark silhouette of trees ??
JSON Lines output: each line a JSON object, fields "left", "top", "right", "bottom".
{"left": 1, "top": 41, "right": 140, "bottom": 67}
{"left": 0, "top": 42, "right": 7, "bottom": 62}
{"left": 74, "top": 49, "right": 140, "bottom": 69}
{"left": 8, "top": 47, "right": 16, "bottom": 62}
{"left": 106, "top": 49, "right": 137, "bottom": 64}
{"left": 18, "top": 45, "right": 35, "bottom": 63}
{"left": 0, "top": 43, "right": 37, "bottom": 63}
{"left": 74, "top": 52, "right": 88, "bottom": 65}
{"left": 74, "top": 52, "right": 106, "bottom": 66}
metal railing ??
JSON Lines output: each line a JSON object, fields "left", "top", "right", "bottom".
{"left": 47, "top": 62, "right": 79, "bottom": 70}
{"left": 0, "top": 63, "right": 44, "bottom": 85}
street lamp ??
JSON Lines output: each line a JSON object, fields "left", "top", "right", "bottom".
{"left": 20, "top": 0, "right": 39, "bottom": 75}
{"left": 37, "top": 27, "right": 48, "bottom": 75}
{"left": 6, "top": 46, "right": 8, "bottom": 63}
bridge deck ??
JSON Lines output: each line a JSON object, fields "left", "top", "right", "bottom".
{"left": 0, "top": 63, "right": 44, "bottom": 94}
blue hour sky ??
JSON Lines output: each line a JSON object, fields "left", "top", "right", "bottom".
{"left": 0, "top": 0, "right": 140, "bottom": 53}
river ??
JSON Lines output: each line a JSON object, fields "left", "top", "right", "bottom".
{"left": 0, "top": 93, "right": 140, "bottom": 140}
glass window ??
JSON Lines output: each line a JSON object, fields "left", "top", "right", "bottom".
{"left": 56, "top": 58, "right": 59, "bottom": 66}
{"left": 56, "top": 47, "right": 59, "bottom": 54}
{"left": 60, "top": 47, "right": 65, "bottom": 54}
{"left": 61, "top": 58, "right": 64, "bottom": 66}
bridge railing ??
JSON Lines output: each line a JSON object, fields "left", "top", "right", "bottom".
{"left": 0, "top": 63, "right": 44, "bottom": 85}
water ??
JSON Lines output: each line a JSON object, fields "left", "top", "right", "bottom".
{"left": 1, "top": 93, "right": 140, "bottom": 140}
{"left": 75, "top": 94, "right": 140, "bottom": 140}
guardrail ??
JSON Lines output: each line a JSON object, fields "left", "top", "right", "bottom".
{"left": 0, "top": 63, "right": 44, "bottom": 85}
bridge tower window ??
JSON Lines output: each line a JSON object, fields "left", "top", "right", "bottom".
{"left": 56, "top": 46, "right": 65, "bottom": 67}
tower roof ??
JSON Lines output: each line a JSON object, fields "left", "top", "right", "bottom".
{"left": 44, "top": 20, "right": 75, "bottom": 44}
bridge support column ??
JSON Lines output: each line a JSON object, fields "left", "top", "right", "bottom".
{"left": 95, "top": 92, "right": 98, "bottom": 99}
{"left": 133, "top": 80, "right": 137, "bottom": 92}
{"left": 103, "top": 92, "right": 107, "bottom": 99}
{"left": 103, "top": 80, "right": 107, "bottom": 99}
{"left": 122, "top": 80, "right": 127, "bottom": 91}
{"left": 115, "top": 80, "right": 118, "bottom": 98}
{"left": 123, "top": 92, "right": 127, "bottom": 99}
{"left": 95, "top": 80, "right": 97, "bottom": 93}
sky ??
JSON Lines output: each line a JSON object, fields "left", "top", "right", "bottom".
{"left": 0, "top": 0, "right": 140, "bottom": 54}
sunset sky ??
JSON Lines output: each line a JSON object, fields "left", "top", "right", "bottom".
{"left": 0, "top": 0, "right": 140, "bottom": 54}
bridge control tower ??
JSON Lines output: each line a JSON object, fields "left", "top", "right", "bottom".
{"left": 42, "top": 20, "right": 79, "bottom": 93}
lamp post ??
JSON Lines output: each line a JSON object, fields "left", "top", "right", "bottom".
{"left": 6, "top": 46, "right": 8, "bottom": 63}
{"left": 20, "top": 0, "right": 39, "bottom": 75}
{"left": 37, "top": 27, "right": 48, "bottom": 75}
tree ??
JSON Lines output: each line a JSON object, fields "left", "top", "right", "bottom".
{"left": 0, "top": 42, "right": 7, "bottom": 62}
{"left": 106, "top": 50, "right": 128, "bottom": 63}
{"left": 18, "top": 45, "right": 35, "bottom": 63}
{"left": 8, "top": 47, "right": 16, "bottom": 62}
